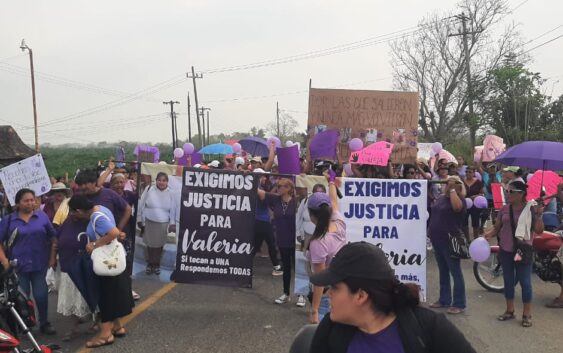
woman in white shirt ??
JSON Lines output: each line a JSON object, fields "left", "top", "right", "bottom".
{"left": 137, "top": 172, "right": 176, "bottom": 275}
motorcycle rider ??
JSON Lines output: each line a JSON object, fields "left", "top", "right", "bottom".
{"left": 546, "top": 182, "right": 563, "bottom": 309}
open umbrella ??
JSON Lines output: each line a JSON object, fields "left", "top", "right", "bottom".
{"left": 198, "top": 143, "right": 234, "bottom": 155}
{"left": 238, "top": 136, "right": 269, "bottom": 157}
{"left": 494, "top": 141, "right": 563, "bottom": 171}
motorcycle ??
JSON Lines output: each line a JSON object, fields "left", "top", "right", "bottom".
{"left": 474, "top": 231, "right": 563, "bottom": 293}
{"left": 0, "top": 261, "right": 59, "bottom": 353}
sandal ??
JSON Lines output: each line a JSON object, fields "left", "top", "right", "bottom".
{"left": 112, "top": 327, "right": 126, "bottom": 338}
{"left": 497, "top": 311, "right": 515, "bottom": 321}
{"left": 522, "top": 315, "right": 532, "bottom": 328}
{"left": 447, "top": 307, "right": 465, "bottom": 315}
{"left": 545, "top": 298, "right": 563, "bottom": 308}
{"left": 86, "top": 335, "right": 114, "bottom": 348}
{"left": 154, "top": 266, "right": 161, "bottom": 275}
{"left": 146, "top": 265, "right": 153, "bottom": 275}
{"left": 429, "top": 302, "right": 445, "bottom": 308}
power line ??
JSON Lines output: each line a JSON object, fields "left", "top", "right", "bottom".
{"left": 512, "top": 0, "right": 530, "bottom": 12}
{"left": 523, "top": 24, "right": 563, "bottom": 46}
{"left": 523, "top": 33, "right": 563, "bottom": 54}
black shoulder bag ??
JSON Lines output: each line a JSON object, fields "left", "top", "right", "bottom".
{"left": 509, "top": 205, "right": 534, "bottom": 265}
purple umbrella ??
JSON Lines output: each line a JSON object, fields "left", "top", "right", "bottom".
{"left": 494, "top": 141, "right": 563, "bottom": 171}
{"left": 239, "top": 136, "right": 269, "bottom": 157}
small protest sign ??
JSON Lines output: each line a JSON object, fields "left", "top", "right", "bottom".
{"left": 482, "top": 135, "right": 505, "bottom": 162}
{"left": 173, "top": 169, "right": 258, "bottom": 287}
{"left": 309, "top": 130, "right": 339, "bottom": 160}
{"left": 0, "top": 154, "right": 51, "bottom": 206}
{"left": 349, "top": 141, "right": 394, "bottom": 166}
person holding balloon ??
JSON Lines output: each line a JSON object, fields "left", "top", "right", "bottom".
{"left": 463, "top": 166, "right": 485, "bottom": 241}
{"left": 484, "top": 181, "right": 544, "bottom": 327}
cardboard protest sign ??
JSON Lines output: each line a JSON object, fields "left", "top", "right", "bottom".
{"left": 349, "top": 141, "right": 394, "bottom": 166}
{"left": 417, "top": 143, "right": 433, "bottom": 161}
{"left": 482, "top": 135, "right": 505, "bottom": 162}
{"left": 0, "top": 154, "right": 51, "bottom": 206}
{"left": 308, "top": 88, "right": 419, "bottom": 164}
{"left": 339, "top": 178, "right": 429, "bottom": 300}
{"left": 173, "top": 169, "right": 258, "bottom": 287}
{"left": 134, "top": 144, "right": 160, "bottom": 163}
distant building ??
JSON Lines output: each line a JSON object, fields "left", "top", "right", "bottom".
{"left": 0, "top": 125, "right": 35, "bottom": 167}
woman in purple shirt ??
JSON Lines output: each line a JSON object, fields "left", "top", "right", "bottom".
{"left": 257, "top": 177, "right": 296, "bottom": 305}
{"left": 0, "top": 188, "right": 57, "bottom": 335}
{"left": 484, "top": 181, "right": 544, "bottom": 327}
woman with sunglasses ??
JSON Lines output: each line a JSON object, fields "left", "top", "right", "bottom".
{"left": 484, "top": 181, "right": 544, "bottom": 327}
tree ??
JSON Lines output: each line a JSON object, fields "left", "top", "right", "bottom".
{"left": 266, "top": 112, "right": 299, "bottom": 142}
{"left": 250, "top": 126, "right": 266, "bottom": 138}
{"left": 390, "top": 0, "right": 521, "bottom": 146}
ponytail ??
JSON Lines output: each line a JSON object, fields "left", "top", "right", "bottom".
{"left": 307, "top": 204, "right": 332, "bottom": 249}
{"left": 344, "top": 277, "right": 420, "bottom": 315}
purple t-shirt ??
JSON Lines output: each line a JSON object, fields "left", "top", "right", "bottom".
{"left": 0, "top": 210, "right": 56, "bottom": 273}
{"left": 86, "top": 188, "right": 128, "bottom": 223}
{"left": 265, "top": 193, "right": 296, "bottom": 248}
{"left": 346, "top": 320, "right": 405, "bottom": 353}
{"left": 496, "top": 205, "right": 533, "bottom": 252}
{"left": 308, "top": 211, "right": 347, "bottom": 265}
{"left": 56, "top": 218, "right": 88, "bottom": 273}
{"left": 429, "top": 195, "right": 466, "bottom": 246}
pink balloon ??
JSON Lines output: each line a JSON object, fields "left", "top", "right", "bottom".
{"left": 173, "top": 147, "right": 184, "bottom": 159}
{"left": 474, "top": 171, "right": 482, "bottom": 181}
{"left": 469, "top": 237, "right": 491, "bottom": 263}
{"left": 465, "top": 198, "right": 473, "bottom": 209}
{"left": 431, "top": 142, "right": 443, "bottom": 154}
{"left": 474, "top": 195, "right": 488, "bottom": 209}
{"left": 343, "top": 163, "right": 353, "bottom": 176}
{"left": 349, "top": 138, "right": 363, "bottom": 152}
{"left": 232, "top": 143, "right": 242, "bottom": 153}
{"left": 183, "top": 143, "right": 194, "bottom": 155}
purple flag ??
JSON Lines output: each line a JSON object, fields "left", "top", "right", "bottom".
{"left": 178, "top": 152, "right": 203, "bottom": 166}
{"left": 309, "top": 130, "right": 339, "bottom": 160}
{"left": 276, "top": 145, "right": 300, "bottom": 175}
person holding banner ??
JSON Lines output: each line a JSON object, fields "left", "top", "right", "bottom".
{"left": 0, "top": 188, "right": 58, "bottom": 335}
{"left": 484, "top": 181, "right": 544, "bottom": 327}
{"left": 306, "top": 171, "right": 346, "bottom": 323}
{"left": 428, "top": 176, "right": 467, "bottom": 315}
{"left": 257, "top": 177, "right": 297, "bottom": 304}
{"left": 308, "top": 242, "right": 476, "bottom": 353}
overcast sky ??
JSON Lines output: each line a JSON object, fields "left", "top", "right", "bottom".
{"left": 1, "top": 0, "right": 561, "bottom": 146}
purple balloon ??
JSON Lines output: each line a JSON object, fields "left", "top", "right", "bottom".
{"left": 474, "top": 171, "right": 482, "bottom": 181}
{"left": 465, "top": 198, "right": 473, "bottom": 209}
{"left": 343, "top": 163, "right": 353, "bottom": 176}
{"left": 173, "top": 147, "right": 184, "bottom": 159}
{"left": 474, "top": 195, "right": 488, "bottom": 209}
{"left": 232, "top": 143, "right": 242, "bottom": 153}
{"left": 469, "top": 237, "right": 491, "bottom": 263}
{"left": 349, "top": 138, "right": 363, "bottom": 152}
{"left": 267, "top": 137, "right": 282, "bottom": 148}
{"left": 183, "top": 143, "right": 195, "bottom": 155}
{"left": 431, "top": 142, "right": 443, "bottom": 154}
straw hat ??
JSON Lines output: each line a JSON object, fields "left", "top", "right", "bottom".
{"left": 49, "top": 182, "right": 70, "bottom": 195}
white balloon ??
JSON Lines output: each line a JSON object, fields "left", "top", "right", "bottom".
{"left": 285, "top": 141, "right": 294, "bottom": 147}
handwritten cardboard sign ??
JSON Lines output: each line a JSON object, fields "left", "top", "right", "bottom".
{"left": 308, "top": 88, "right": 419, "bottom": 164}
{"left": 349, "top": 141, "right": 394, "bottom": 166}
{"left": 0, "top": 154, "right": 51, "bottom": 206}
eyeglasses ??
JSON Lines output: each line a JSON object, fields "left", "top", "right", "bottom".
{"left": 507, "top": 189, "right": 524, "bottom": 194}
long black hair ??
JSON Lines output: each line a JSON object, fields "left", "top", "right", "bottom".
{"left": 68, "top": 195, "right": 95, "bottom": 211}
{"left": 343, "top": 277, "right": 420, "bottom": 315}
{"left": 306, "top": 204, "right": 332, "bottom": 251}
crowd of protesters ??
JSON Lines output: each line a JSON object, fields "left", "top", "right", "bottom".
{"left": 0, "top": 139, "right": 562, "bottom": 350}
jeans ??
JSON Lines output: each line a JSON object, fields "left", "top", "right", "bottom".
{"left": 18, "top": 268, "right": 49, "bottom": 327}
{"left": 433, "top": 242, "right": 466, "bottom": 309}
{"left": 499, "top": 251, "right": 533, "bottom": 303}
{"left": 253, "top": 220, "right": 279, "bottom": 267}
{"left": 279, "top": 247, "right": 295, "bottom": 295}
{"left": 318, "top": 295, "right": 330, "bottom": 321}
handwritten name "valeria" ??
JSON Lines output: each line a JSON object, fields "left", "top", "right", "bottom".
{"left": 182, "top": 229, "right": 253, "bottom": 255}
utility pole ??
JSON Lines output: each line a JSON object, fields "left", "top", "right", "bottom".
{"left": 199, "top": 107, "right": 211, "bottom": 145}
{"left": 449, "top": 13, "right": 482, "bottom": 147}
{"left": 20, "top": 39, "right": 39, "bottom": 152}
{"left": 276, "top": 102, "right": 280, "bottom": 137}
{"left": 187, "top": 67, "right": 203, "bottom": 146}
{"left": 163, "top": 100, "right": 180, "bottom": 150}
{"left": 187, "top": 92, "right": 192, "bottom": 142}
{"left": 173, "top": 111, "right": 179, "bottom": 147}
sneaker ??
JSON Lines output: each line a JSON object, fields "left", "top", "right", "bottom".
{"left": 154, "top": 266, "right": 161, "bottom": 275}
{"left": 426, "top": 238, "right": 433, "bottom": 252}
{"left": 274, "top": 294, "right": 290, "bottom": 304}
{"left": 272, "top": 265, "right": 283, "bottom": 276}
{"left": 132, "top": 290, "right": 141, "bottom": 301}
{"left": 296, "top": 295, "right": 306, "bottom": 307}
{"left": 145, "top": 265, "right": 153, "bottom": 275}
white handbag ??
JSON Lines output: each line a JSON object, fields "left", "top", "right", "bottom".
{"left": 90, "top": 212, "right": 126, "bottom": 276}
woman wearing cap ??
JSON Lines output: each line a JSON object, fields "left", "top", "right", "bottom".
{"left": 306, "top": 170, "right": 347, "bottom": 323}
{"left": 137, "top": 172, "right": 177, "bottom": 275}
{"left": 484, "top": 181, "right": 544, "bottom": 327}
{"left": 428, "top": 176, "right": 467, "bottom": 314}
{"left": 309, "top": 242, "right": 476, "bottom": 353}
{"left": 43, "top": 182, "right": 71, "bottom": 223}
{"left": 257, "top": 177, "right": 297, "bottom": 304}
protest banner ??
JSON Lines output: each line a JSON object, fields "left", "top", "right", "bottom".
{"left": 0, "top": 154, "right": 51, "bottom": 206}
{"left": 482, "top": 135, "right": 505, "bottom": 162}
{"left": 308, "top": 88, "right": 419, "bottom": 164}
{"left": 294, "top": 175, "right": 328, "bottom": 296}
{"left": 349, "top": 141, "right": 394, "bottom": 166}
{"left": 339, "top": 178, "right": 428, "bottom": 299}
{"left": 173, "top": 169, "right": 258, "bottom": 287}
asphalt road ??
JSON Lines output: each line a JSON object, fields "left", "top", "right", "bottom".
{"left": 25, "top": 253, "right": 563, "bottom": 353}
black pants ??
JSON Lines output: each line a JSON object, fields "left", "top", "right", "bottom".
{"left": 253, "top": 220, "right": 279, "bottom": 267}
{"left": 279, "top": 247, "right": 295, "bottom": 295}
